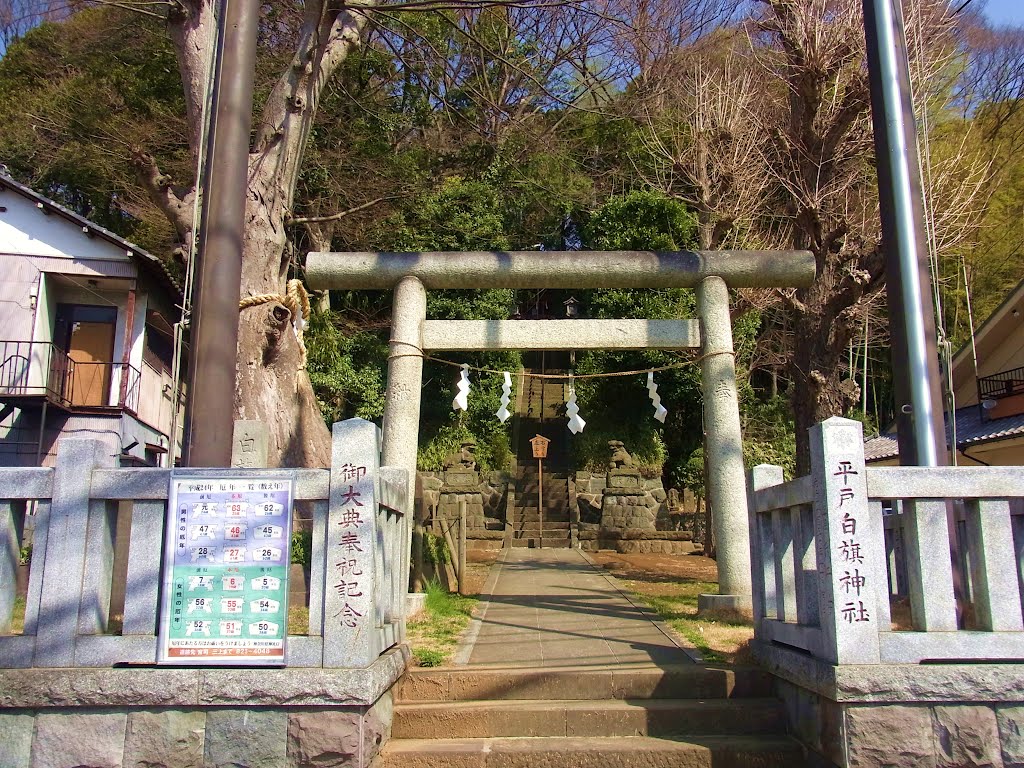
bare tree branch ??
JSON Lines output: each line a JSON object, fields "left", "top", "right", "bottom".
{"left": 287, "top": 195, "right": 395, "bottom": 225}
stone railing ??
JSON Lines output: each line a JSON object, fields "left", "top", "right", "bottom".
{"left": 750, "top": 416, "right": 1024, "bottom": 665}
{"left": 0, "top": 417, "right": 409, "bottom": 669}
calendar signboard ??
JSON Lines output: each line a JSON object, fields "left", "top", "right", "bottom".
{"left": 158, "top": 474, "right": 293, "bottom": 665}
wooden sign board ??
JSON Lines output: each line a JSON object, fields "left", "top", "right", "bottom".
{"left": 530, "top": 434, "right": 550, "bottom": 459}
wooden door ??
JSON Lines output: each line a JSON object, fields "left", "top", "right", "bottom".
{"left": 55, "top": 305, "right": 117, "bottom": 406}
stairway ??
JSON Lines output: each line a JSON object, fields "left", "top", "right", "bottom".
{"left": 380, "top": 665, "right": 806, "bottom": 767}
{"left": 510, "top": 464, "right": 571, "bottom": 548}
{"left": 510, "top": 356, "right": 573, "bottom": 548}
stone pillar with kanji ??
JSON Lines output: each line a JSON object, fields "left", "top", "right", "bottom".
{"left": 811, "top": 417, "right": 885, "bottom": 664}
{"left": 324, "top": 418, "right": 381, "bottom": 667}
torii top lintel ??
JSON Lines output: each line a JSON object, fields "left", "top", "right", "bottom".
{"left": 305, "top": 250, "right": 816, "bottom": 291}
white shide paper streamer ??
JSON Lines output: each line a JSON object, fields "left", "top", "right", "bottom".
{"left": 565, "top": 377, "right": 586, "bottom": 434}
{"left": 453, "top": 364, "right": 470, "bottom": 411}
{"left": 647, "top": 371, "right": 668, "bottom": 423}
{"left": 496, "top": 371, "right": 512, "bottom": 423}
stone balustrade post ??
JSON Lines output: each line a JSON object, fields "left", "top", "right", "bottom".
{"left": 34, "top": 439, "right": 112, "bottom": 666}
{"left": 325, "top": 418, "right": 381, "bottom": 668}
{"left": 379, "top": 466, "right": 410, "bottom": 631}
{"left": 748, "top": 464, "right": 785, "bottom": 629}
{"left": 810, "top": 417, "right": 882, "bottom": 664}
{"left": 0, "top": 500, "right": 25, "bottom": 634}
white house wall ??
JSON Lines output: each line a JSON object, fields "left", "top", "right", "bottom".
{"left": 0, "top": 187, "right": 135, "bottom": 262}
{"left": 0, "top": 257, "right": 39, "bottom": 340}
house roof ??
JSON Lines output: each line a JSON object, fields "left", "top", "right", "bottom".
{"left": 0, "top": 172, "right": 182, "bottom": 302}
{"left": 950, "top": 277, "right": 1024, "bottom": 398}
{"left": 863, "top": 404, "right": 1024, "bottom": 462}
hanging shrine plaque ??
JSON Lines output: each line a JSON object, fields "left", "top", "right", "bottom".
{"left": 158, "top": 474, "right": 293, "bottom": 665}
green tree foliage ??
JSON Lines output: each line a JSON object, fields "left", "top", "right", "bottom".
{"left": 3, "top": 2, "right": 1020, "bottom": 478}
{"left": 0, "top": 6, "right": 188, "bottom": 255}
{"left": 570, "top": 191, "right": 705, "bottom": 485}
{"left": 304, "top": 306, "right": 388, "bottom": 424}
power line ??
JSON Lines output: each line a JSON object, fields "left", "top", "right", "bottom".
{"left": 951, "top": 0, "right": 977, "bottom": 17}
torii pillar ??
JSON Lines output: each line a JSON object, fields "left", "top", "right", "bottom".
{"left": 696, "top": 276, "right": 751, "bottom": 614}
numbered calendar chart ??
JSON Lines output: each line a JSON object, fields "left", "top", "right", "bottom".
{"left": 158, "top": 475, "right": 294, "bottom": 665}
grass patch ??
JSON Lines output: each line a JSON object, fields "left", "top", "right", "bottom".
{"left": 620, "top": 577, "right": 753, "bottom": 664}
{"left": 289, "top": 604, "right": 309, "bottom": 636}
{"left": 406, "top": 581, "right": 478, "bottom": 667}
{"left": 5, "top": 596, "right": 25, "bottom": 635}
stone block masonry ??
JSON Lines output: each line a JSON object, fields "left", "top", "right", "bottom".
{"left": 0, "top": 652, "right": 405, "bottom": 768}
{"left": 767, "top": 660, "right": 1024, "bottom": 768}
{"left": 0, "top": 701, "right": 393, "bottom": 768}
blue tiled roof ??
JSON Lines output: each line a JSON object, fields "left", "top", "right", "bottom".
{"left": 863, "top": 404, "right": 1024, "bottom": 462}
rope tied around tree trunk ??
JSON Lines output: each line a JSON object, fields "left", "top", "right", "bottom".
{"left": 239, "top": 279, "right": 311, "bottom": 368}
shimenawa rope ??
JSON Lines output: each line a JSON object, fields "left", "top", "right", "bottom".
{"left": 387, "top": 339, "right": 734, "bottom": 380}
{"left": 239, "top": 279, "right": 311, "bottom": 368}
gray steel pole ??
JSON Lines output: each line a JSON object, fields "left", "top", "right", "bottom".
{"left": 182, "top": 0, "right": 259, "bottom": 467}
{"left": 862, "top": 0, "right": 946, "bottom": 467}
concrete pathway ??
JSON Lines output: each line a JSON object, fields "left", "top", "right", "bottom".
{"left": 459, "top": 548, "right": 693, "bottom": 667}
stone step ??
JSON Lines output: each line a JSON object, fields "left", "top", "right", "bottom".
{"left": 392, "top": 698, "right": 786, "bottom": 739}
{"left": 516, "top": 471, "right": 570, "bottom": 480}
{"left": 512, "top": 528, "right": 577, "bottom": 536}
{"left": 514, "top": 499, "right": 570, "bottom": 509}
{"left": 395, "top": 666, "right": 775, "bottom": 702}
{"left": 379, "top": 735, "right": 804, "bottom": 768}
{"left": 516, "top": 512, "right": 573, "bottom": 524}
{"left": 512, "top": 520, "right": 571, "bottom": 529}
{"left": 510, "top": 538, "right": 571, "bottom": 547}
{"left": 512, "top": 521, "right": 571, "bottom": 530}
{"left": 509, "top": 538, "right": 571, "bottom": 548}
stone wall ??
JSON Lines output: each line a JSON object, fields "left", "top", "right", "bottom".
{"left": 419, "top": 471, "right": 509, "bottom": 534}
{"left": 0, "top": 650, "right": 406, "bottom": 768}
{"left": 576, "top": 528, "right": 693, "bottom": 554}
{"left": 574, "top": 471, "right": 671, "bottom": 532}
{"left": 0, "top": 700, "right": 392, "bottom": 768}
{"left": 756, "top": 641, "right": 1024, "bottom": 768}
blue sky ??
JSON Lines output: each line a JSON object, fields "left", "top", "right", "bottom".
{"left": 981, "top": 0, "right": 1024, "bottom": 25}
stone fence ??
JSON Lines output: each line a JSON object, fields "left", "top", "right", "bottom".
{"left": 0, "top": 418, "right": 409, "bottom": 767}
{"left": 749, "top": 416, "right": 1024, "bottom": 767}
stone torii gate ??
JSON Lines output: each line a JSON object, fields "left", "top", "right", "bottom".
{"left": 306, "top": 249, "right": 815, "bottom": 612}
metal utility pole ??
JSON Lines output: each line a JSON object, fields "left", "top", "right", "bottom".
{"left": 862, "top": 0, "right": 947, "bottom": 467}
{"left": 182, "top": 0, "right": 259, "bottom": 467}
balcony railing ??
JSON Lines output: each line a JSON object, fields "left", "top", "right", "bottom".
{"left": 978, "top": 365, "right": 1024, "bottom": 400}
{"left": 0, "top": 340, "right": 141, "bottom": 412}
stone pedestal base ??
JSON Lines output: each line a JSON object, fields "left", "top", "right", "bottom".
{"left": 406, "top": 592, "right": 427, "bottom": 619}
{"left": 0, "top": 651, "right": 406, "bottom": 768}
{"left": 754, "top": 639, "right": 1024, "bottom": 768}
{"left": 697, "top": 592, "right": 753, "bottom": 619}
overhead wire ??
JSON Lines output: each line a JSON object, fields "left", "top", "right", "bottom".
{"left": 950, "top": 0, "right": 976, "bottom": 17}
{"left": 167, "top": 4, "right": 219, "bottom": 467}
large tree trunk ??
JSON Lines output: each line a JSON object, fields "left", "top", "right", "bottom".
{"left": 150, "top": 0, "right": 370, "bottom": 468}
{"left": 790, "top": 322, "right": 857, "bottom": 475}
{"left": 235, "top": 195, "right": 332, "bottom": 467}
